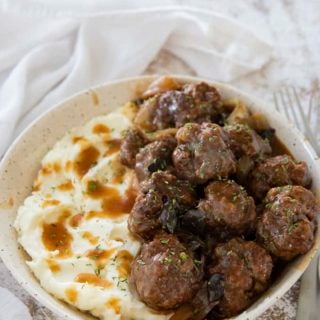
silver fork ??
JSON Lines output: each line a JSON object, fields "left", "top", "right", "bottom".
{"left": 273, "top": 86, "right": 320, "bottom": 155}
{"left": 273, "top": 86, "right": 320, "bottom": 320}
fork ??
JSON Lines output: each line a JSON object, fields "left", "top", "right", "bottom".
{"left": 273, "top": 86, "right": 320, "bottom": 155}
{"left": 273, "top": 86, "right": 320, "bottom": 320}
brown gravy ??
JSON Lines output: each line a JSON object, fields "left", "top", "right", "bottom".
{"left": 86, "top": 248, "right": 116, "bottom": 268}
{"left": 72, "top": 136, "right": 87, "bottom": 144}
{"left": 270, "top": 136, "right": 292, "bottom": 157}
{"left": 104, "top": 139, "right": 122, "bottom": 157}
{"left": 42, "top": 214, "right": 73, "bottom": 258}
{"left": 109, "top": 157, "right": 126, "bottom": 184}
{"left": 69, "top": 213, "right": 84, "bottom": 228}
{"left": 41, "top": 162, "right": 62, "bottom": 175}
{"left": 90, "top": 90, "right": 99, "bottom": 106}
{"left": 85, "top": 181, "right": 137, "bottom": 219}
{"left": 82, "top": 231, "right": 99, "bottom": 245}
{"left": 65, "top": 287, "right": 78, "bottom": 303}
{"left": 41, "top": 199, "right": 60, "bottom": 208}
{"left": 105, "top": 297, "right": 121, "bottom": 314}
{"left": 93, "top": 124, "right": 110, "bottom": 135}
{"left": 116, "top": 250, "right": 133, "bottom": 278}
{"left": 74, "top": 145, "right": 100, "bottom": 177}
{"left": 104, "top": 186, "right": 137, "bottom": 214}
{"left": 58, "top": 180, "right": 73, "bottom": 191}
{"left": 65, "top": 160, "right": 73, "bottom": 172}
{"left": 75, "top": 273, "right": 112, "bottom": 288}
{"left": 46, "top": 258, "right": 61, "bottom": 273}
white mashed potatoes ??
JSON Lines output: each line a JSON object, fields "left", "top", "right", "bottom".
{"left": 14, "top": 104, "right": 171, "bottom": 320}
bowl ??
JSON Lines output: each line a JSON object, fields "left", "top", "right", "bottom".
{"left": 0, "top": 75, "right": 319, "bottom": 320}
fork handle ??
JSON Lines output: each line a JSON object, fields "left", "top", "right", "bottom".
{"left": 296, "top": 251, "right": 320, "bottom": 320}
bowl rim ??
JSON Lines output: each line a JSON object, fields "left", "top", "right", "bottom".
{"left": 0, "top": 74, "right": 319, "bottom": 320}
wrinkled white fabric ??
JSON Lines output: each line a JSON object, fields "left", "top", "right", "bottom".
{"left": 0, "top": 4, "right": 273, "bottom": 157}
{"left": 0, "top": 287, "right": 32, "bottom": 320}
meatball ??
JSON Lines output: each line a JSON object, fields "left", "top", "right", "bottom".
{"left": 198, "top": 180, "right": 256, "bottom": 235}
{"left": 257, "top": 185, "right": 319, "bottom": 260}
{"left": 156, "top": 90, "right": 191, "bottom": 129}
{"left": 128, "top": 171, "right": 196, "bottom": 239}
{"left": 224, "top": 124, "right": 271, "bottom": 158}
{"left": 131, "top": 234, "right": 203, "bottom": 310}
{"left": 120, "top": 128, "right": 148, "bottom": 168}
{"left": 209, "top": 238, "right": 273, "bottom": 317}
{"left": 135, "top": 135, "right": 177, "bottom": 181}
{"left": 176, "top": 82, "right": 222, "bottom": 127}
{"left": 134, "top": 83, "right": 222, "bottom": 131}
{"left": 173, "top": 123, "right": 236, "bottom": 184}
{"left": 128, "top": 191, "right": 163, "bottom": 239}
{"left": 249, "top": 155, "right": 311, "bottom": 200}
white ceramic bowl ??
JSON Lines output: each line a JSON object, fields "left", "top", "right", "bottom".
{"left": 0, "top": 75, "right": 319, "bottom": 320}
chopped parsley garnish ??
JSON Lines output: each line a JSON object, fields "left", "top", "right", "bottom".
{"left": 288, "top": 222, "right": 300, "bottom": 234}
{"left": 163, "top": 257, "right": 172, "bottom": 264}
{"left": 194, "top": 259, "right": 202, "bottom": 266}
{"left": 179, "top": 252, "right": 189, "bottom": 262}
{"left": 160, "top": 239, "right": 170, "bottom": 245}
{"left": 112, "top": 277, "right": 128, "bottom": 290}
{"left": 232, "top": 193, "right": 240, "bottom": 202}
{"left": 87, "top": 180, "right": 98, "bottom": 193}
{"left": 265, "top": 203, "right": 272, "bottom": 209}
{"left": 90, "top": 161, "right": 98, "bottom": 168}
{"left": 282, "top": 156, "right": 289, "bottom": 165}
{"left": 148, "top": 158, "right": 167, "bottom": 173}
{"left": 199, "top": 103, "right": 208, "bottom": 110}
{"left": 94, "top": 266, "right": 103, "bottom": 277}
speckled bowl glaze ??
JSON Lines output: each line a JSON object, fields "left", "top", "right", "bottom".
{"left": 0, "top": 75, "right": 319, "bottom": 320}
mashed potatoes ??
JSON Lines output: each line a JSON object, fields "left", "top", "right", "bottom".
{"left": 14, "top": 105, "right": 170, "bottom": 320}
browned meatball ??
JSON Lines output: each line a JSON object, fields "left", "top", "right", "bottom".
{"left": 134, "top": 83, "right": 222, "bottom": 131}
{"left": 257, "top": 185, "right": 319, "bottom": 260}
{"left": 141, "top": 171, "right": 196, "bottom": 204}
{"left": 128, "top": 191, "right": 163, "bottom": 239}
{"left": 209, "top": 238, "right": 273, "bottom": 317}
{"left": 131, "top": 234, "right": 203, "bottom": 310}
{"left": 120, "top": 128, "right": 148, "bottom": 168}
{"left": 173, "top": 123, "right": 236, "bottom": 184}
{"left": 135, "top": 135, "right": 177, "bottom": 181}
{"left": 176, "top": 82, "right": 222, "bottom": 128}
{"left": 128, "top": 171, "right": 196, "bottom": 239}
{"left": 198, "top": 180, "right": 256, "bottom": 234}
{"left": 224, "top": 124, "right": 271, "bottom": 158}
{"left": 249, "top": 155, "right": 311, "bottom": 200}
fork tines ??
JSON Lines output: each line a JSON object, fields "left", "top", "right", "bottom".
{"left": 273, "top": 86, "right": 320, "bottom": 155}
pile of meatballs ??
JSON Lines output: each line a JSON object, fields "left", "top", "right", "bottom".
{"left": 119, "top": 77, "right": 319, "bottom": 319}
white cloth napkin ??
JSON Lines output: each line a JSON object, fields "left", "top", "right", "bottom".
{"left": 0, "top": 287, "right": 32, "bottom": 320}
{"left": 0, "top": 4, "right": 273, "bottom": 158}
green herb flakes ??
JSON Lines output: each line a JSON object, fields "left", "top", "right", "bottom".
{"left": 87, "top": 180, "right": 98, "bottom": 193}
{"left": 160, "top": 239, "right": 170, "bottom": 245}
{"left": 179, "top": 252, "right": 189, "bottom": 262}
